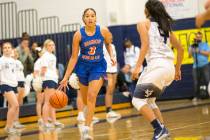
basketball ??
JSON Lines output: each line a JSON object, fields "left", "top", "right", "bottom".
{"left": 49, "top": 90, "right": 68, "bottom": 109}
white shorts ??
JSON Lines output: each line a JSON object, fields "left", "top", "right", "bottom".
{"left": 106, "top": 64, "right": 117, "bottom": 73}
{"left": 137, "top": 58, "right": 175, "bottom": 90}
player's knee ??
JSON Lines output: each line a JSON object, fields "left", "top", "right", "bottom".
{"left": 147, "top": 98, "right": 158, "bottom": 109}
{"left": 87, "top": 92, "right": 97, "bottom": 103}
{"left": 133, "top": 83, "right": 162, "bottom": 99}
{"left": 132, "top": 97, "right": 147, "bottom": 111}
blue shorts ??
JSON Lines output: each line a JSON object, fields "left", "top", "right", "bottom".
{"left": 0, "top": 85, "right": 17, "bottom": 94}
{"left": 42, "top": 80, "right": 58, "bottom": 89}
{"left": 18, "top": 81, "right": 25, "bottom": 88}
{"left": 75, "top": 59, "right": 107, "bottom": 86}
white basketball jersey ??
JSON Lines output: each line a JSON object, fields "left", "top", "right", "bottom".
{"left": 103, "top": 44, "right": 117, "bottom": 73}
{"left": 146, "top": 21, "right": 174, "bottom": 63}
{"left": 0, "top": 56, "right": 18, "bottom": 87}
{"left": 40, "top": 51, "right": 58, "bottom": 83}
{"left": 34, "top": 57, "right": 42, "bottom": 72}
{"left": 15, "top": 59, "right": 25, "bottom": 82}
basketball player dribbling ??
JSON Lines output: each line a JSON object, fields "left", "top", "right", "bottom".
{"left": 60, "top": 8, "right": 116, "bottom": 140}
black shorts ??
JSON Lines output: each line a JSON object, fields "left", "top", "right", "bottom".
{"left": 42, "top": 80, "right": 58, "bottom": 90}
{"left": 18, "top": 81, "right": 25, "bottom": 88}
{"left": 0, "top": 85, "right": 17, "bottom": 94}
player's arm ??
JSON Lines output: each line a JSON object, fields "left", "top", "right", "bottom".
{"left": 131, "top": 21, "right": 149, "bottom": 80}
{"left": 40, "top": 65, "right": 47, "bottom": 77}
{"left": 170, "top": 32, "right": 184, "bottom": 71}
{"left": 199, "top": 44, "right": 210, "bottom": 56}
{"left": 170, "top": 32, "right": 184, "bottom": 81}
{"left": 188, "top": 46, "right": 193, "bottom": 58}
{"left": 62, "top": 31, "right": 81, "bottom": 82}
{"left": 101, "top": 27, "right": 115, "bottom": 64}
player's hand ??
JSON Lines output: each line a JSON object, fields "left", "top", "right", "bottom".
{"left": 175, "top": 68, "right": 181, "bottom": 81}
{"left": 110, "top": 57, "right": 116, "bottom": 66}
{"left": 131, "top": 67, "right": 141, "bottom": 80}
{"left": 59, "top": 77, "right": 68, "bottom": 88}
{"left": 196, "top": 13, "right": 205, "bottom": 28}
{"left": 191, "top": 48, "right": 199, "bottom": 53}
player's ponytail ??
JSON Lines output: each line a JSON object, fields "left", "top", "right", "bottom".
{"left": 145, "top": 0, "right": 173, "bottom": 35}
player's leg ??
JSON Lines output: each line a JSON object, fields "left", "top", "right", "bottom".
{"left": 105, "top": 73, "right": 121, "bottom": 119}
{"left": 105, "top": 73, "right": 114, "bottom": 111}
{"left": 36, "top": 92, "right": 44, "bottom": 125}
{"left": 85, "top": 78, "right": 103, "bottom": 126}
{"left": 4, "top": 90, "right": 19, "bottom": 134}
{"left": 42, "top": 87, "right": 54, "bottom": 128}
{"left": 80, "top": 78, "right": 103, "bottom": 140}
{"left": 132, "top": 66, "right": 174, "bottom": 140}
{"left": 147, "top": 97, "right": 164, "bottom": 124}
{"left": 14, "top": 85, "right": 25, "bottom": 129}
{"left": 77, "top": 88, "right": 87, "bottom": 123}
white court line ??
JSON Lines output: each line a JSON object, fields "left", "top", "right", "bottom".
{"left": 93, "top": 121, "right": 210, "bottom": 140}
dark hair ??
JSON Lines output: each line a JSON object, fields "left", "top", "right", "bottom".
{"left": 21, "top": 37, "right": 30, "bottom": 42}
{"left": 22, "top": 32, "right": 30, "bottom": 38}
{"left": 123, "top": 39, "right": 133, "bottom": 47}
{"left": 196, "top": 31, "right": 202, "bottom": 35}
{"left": 2, "top": 42, "right": 13, "bottom": 48}
{"left": 82, "top": 8, "right": 96, "bottom": 19}
{"left": 145, "top": 0, "right": 173, "bottom": 34}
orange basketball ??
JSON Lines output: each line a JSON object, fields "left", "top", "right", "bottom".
{"left": 49, "top": 90, "right": 68, "bottom": 109}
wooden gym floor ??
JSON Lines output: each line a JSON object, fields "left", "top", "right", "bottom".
{"left": 1, "top": 99, "right": 210, "bottom": 140}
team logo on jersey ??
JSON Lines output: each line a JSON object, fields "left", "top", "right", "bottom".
{"left": 84, "top": 39, "right": 101, "bottom": 47}
{"left": 145, "top": 89, "right": 154, "bottom": 98}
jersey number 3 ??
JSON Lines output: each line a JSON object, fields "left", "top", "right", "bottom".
{"left": 88, "top": 46, "right": 96, "bottom": 55}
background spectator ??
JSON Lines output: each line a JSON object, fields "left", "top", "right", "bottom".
{"left": 16, "top": 37, "right": 34, "bottom": 76}
{"left": 117, "top": 39, "right": 141, "bottom": 97}
{"left": 189, "top": 31, "right": 210, "bottom": 101}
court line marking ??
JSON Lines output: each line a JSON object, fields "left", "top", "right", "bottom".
{"left": 93, "top": 121, "right": 210, "bottom": 140}
{"left": 0, "top": 101, "right": 210, "bottom": 139}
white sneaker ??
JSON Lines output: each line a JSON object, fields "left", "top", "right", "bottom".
{"left": 81, "top": 126, "right": 93, "bottom": 140}
{"left": 4, "top": 127, "right": 18, "bottom": 134}
{"left": 192, "top": 97, "right": 198, "bottom": 102}
{"left": 42, "top": 123, "right": 54, "bottom": 129}
{"left": 53, "top": 121, "right": 64, "bottom": 128}
{"left": 13, "top": 121, "right": 25, "bottom": 129}
{"left": 106, "top": 111, "right": 121, "bottom": 119}
{"left": 122, "top": 91, "right": 130, "bottom": 97}
{"left": 77, "top": 112, "right": 85, "bottom": 123}
{"left": 92, "top": 116, "right": 99, "bottom": 124}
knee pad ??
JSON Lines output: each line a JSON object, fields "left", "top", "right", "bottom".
{"left": 133, "top": 83, "right": 162, "bottom": 99}
{"left": 147, "top": 98, "right": 158, "bottom": 109}
{"left": 132, "top": 97, "right": 147, "bottom": 111}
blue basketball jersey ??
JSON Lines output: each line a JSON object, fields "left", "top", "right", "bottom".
{"left": 79, "top": 25, "right": 104, "bottom": 62}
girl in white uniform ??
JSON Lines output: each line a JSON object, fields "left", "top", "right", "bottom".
{"left": 131, "top": 0, "right": 184, "bottom": 140}
{"left": 12, "top": 49, "right": 25, "bottom": 129}
{"left": 40, "top": 39, "right": 63, "bottom": 128}
{"left": 33, "top": 48, "right": 44, "bottom": 125}
{"left": 103, "top": 41, "right": 121, "bottom": 120}
{"left": 0, "top": 42, "right": 19, "bottom": 134}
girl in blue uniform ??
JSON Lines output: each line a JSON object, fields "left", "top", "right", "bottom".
{"left": 60, "top": 8, "right": 115, "bottom": 140}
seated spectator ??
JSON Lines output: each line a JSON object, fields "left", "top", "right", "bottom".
{"left": 16, "top": 37, "right": 34, "bottom": 76}
{"left": 31, "top": 42, "right": 39, "bottom": 61}
{"left": 117, "top": 39, "right": 142, "bottom": 97}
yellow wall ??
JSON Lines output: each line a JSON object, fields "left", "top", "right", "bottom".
{"left": 173, "top": 28, "right": 210, "bottom": 64}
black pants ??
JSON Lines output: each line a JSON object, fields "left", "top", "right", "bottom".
{"left": 117, "top": 71, "right": 137, "bottom": 95}
{"left": 0, "top": 94, "right": 4, "bottom": 107}
{"left": 192, "top": 64, "right": 210, "bottom": 98}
